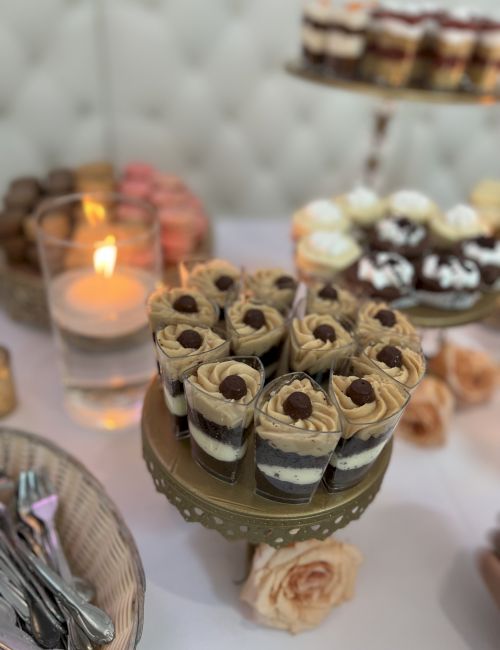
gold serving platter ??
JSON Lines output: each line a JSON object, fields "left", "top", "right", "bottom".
{"left": 286, "top": 61, "right": 500, "bottom": 106}
{"left": 142, "top": 377, "right": 393, "bottom": 548}
{"left": 402, "top": 293, "right": 500, "bottom": 329}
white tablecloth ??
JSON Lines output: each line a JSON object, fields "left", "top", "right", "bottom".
{"left": 1, "top": 219, "right": 500, "bottom": 649}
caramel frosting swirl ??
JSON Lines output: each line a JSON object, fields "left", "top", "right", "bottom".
{"left": 227, "top": 300, "right": 286, "bottom": 356}
{"left": 331, "top": 371, "right": 407, "bottom": 439}
{"left": 290, "top": 314, "right": 354, "bottom": 375}
{"left": 147, "top": 287, "right": 218, "bottom": 330}
{"left": 306, "top": 282, "right": 358, "bottom": 319}
{"left": 188, "top": 259, "right": 241, "bottom": 307}
{"left": 363, "top": 342, "right": 425, "bottom": 389}
{"left": 246, "top": 268, "right": 297, "bottom": 313}
{"left": 357, "top": 301, "right": 418, "bottom": 343}
{"left": 256, "top": 378, "right": 340, "bottom": 457}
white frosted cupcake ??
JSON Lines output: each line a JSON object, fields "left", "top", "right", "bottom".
{"left": 335, "top": 186, "right": 386, "bottom": 227}
{"left": 430, "top": 204, "right": 489, "bottom": 246}
{"left": 386, "top": 190, "right": 438, "bottom": 224}
{"left": 296, "top": 230, "right": 362, "bottom": 281}
{"left": 292, "top": 199, "right": 350, "bottom": 241}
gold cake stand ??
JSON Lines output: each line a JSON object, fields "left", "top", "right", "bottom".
{"left": 142, "top": 377, "right": 392, "bottom": 548}
{"left": 402, "top": 293, "right": 500, "bottom": 329}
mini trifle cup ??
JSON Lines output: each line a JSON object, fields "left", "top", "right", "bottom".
{"left": 147, "top": 286, "right": 220, "bottom": 332}
{"left": 185, "top": 258, "right": 242, "bottom": 320}
{"left": 306, "top": 280, "right": 358, "bottom": 322}
{"left": 254, "top": 372, "right": 341, "bottom": 504}
{"left": 155, "top": 324, "right": 230, "bottom": 439}
{"left": 183, "top": 356, "right": 265, "bottom": 484}
{"left": 325, "top": 3, "right": 371, "bottom": 77}
{"left": 245, "top": 268, "right": 298, "bottom": 315}
{"left": 325, "top": 356, "right": 410, "bottom": 492}
{"left": 302, "top": 0, "right": 333, "bottom": 66}
{"left": 355, "top": 300, "right": 419, "bottom": 346}
{"left": 226, "top": 296, "right": 288, "bottom": 381}
{"left": 468, "top": 18, "right": 500, "bottom": 93}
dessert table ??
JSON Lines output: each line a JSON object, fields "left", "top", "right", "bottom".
{"left": 2, "top": 218, "right": 500, "bottom": 649}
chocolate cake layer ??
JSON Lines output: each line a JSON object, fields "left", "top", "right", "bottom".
{"left": 190, "top": 436, "right": 239, "bottom": 484}
{"left": 255, "top": 466, "right": 321, "bottom": 503}
{"left": 255, "top": 436, "right": 330, "bottom": 470}
{"left": 173, "top": 414, "right": 189, "bottom": 439}
{"left": 187, "top": 406, "right": 250, "bottom": 448}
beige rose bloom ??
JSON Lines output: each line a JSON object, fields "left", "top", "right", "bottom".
{"left": 241, "top": 538, "right": 362, "bottom": 634}
{"left": 397, "top": 376, "right": 454, "bottom": 447}
{"left": 429, "top": 342, "right": 498, "bottom": 406}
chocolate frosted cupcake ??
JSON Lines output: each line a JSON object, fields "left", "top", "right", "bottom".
{"left": 326, "top": 357, "right": 409, "bottom": 492}
{"left": 155, "top": 324, "right": 229, "bottom": 438}
{"left": 147, "top": 286, "right": 219, "bottom": 331}
{"left": 461, "top": 236, "right": 500, "bottom": 291}
{"left": 246, "top": 268, "right": 298, "bottom": 314}
{"left": 289, "top": 313, "right": 355, "bottom": 386}
{"left": 306, "top": 281, "right": 358, "bottom": 321}
{"left": 188, "top": 259, "right": 241, "bottom": 313}
{"left": 226, "top": 299, "right": 287, "bottom": 379}
{"left": 362, "top": 338, "right": 426, "bottom": 392}
{"left": 344, "top": 251, "right": 416, "bottom": 305}
{"left": 370, "top": 217, "right": 429, "bottom": 259}
{"left": 184, "top": 357, "right": 264, "bottom": 484}
{"left": 356, "top": 301, "right": 418, "bottom": 344}
{"left": 254, "top": 374, "right": 341, "bottom": 504}
{"left": 416, "top": 252, "right": 481, "bottom": 310}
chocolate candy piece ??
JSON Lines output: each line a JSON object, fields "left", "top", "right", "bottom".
{"left": 346, "top": 379, "right": 375, "bottom": 406}
{"left": 215, "top": 275, "right": 234, "bottom": 291}
{"left": 243, "top": 308, "right": 266, "bottom": 330}
{"left": 46, "top": 168, "right": 75, "bottom": 195}
{"left": 283, "top": 391, "right": 313, "bottom": 421}
{"left": 274, "top": 275, "right": 296, "bottom": 290}
{"left": 177, "top": 329, "right": 203, "bottom": 350}
{"left": 474, "top": 236, "right": 496, "bottom": 249}
{"left": 0, "top": 209, "right": 25, "bottom": 237}
{"left": 374, "top": 309, "right": 396, "bottom": 328}
{"left": 318, "top": 284, "right": 338, "bottom": 300}
{"left": 219, "top": 374, "right": 247, "bottom": 400}
{"left": 376, "top": 345, "right": 403, "bottom": 368}
{"left": 313, "top": 324, "right": 336, "bottom": 343}
{"left": 173, "top": 295, "right": 198, "bottom": 314}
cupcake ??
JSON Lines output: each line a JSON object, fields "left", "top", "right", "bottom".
{"left": 356, "top": 300, "right": 419, "bottom": 344}
{"left": 296, "top": 231, "right": 362, "bottom": 281}
{"left": 326, "top": 356, "right": 409, "bottom": 491}
{"left": 335, "top": 186, "right": 386, "bottom": 227}
{"left": 461, "top": 236, "right": 500, "bottom": 291}
{"left": 362, "top": 338, "right": 426, "bottom": 392}
{"left": 289, "top": 313, "right": 355, "bottom": 386}
{"left": 226, "top": 299, "right": 287, "bottom": 379}
{"left": 155, "top": 324, "right": 229, "bottom": 438}
{"left": 325, "top": 3, "right": 370, "bottom": 77}
{"left": 470, "top": 179, "right": 500, "bottom": 233}
{"left": 412, "top": 4, "right": 444, "bottom": 85}
{"left": 184, "top": 357, "right": 264, "bottom": 484}
{"left": 254, "top": 374, "right": 341, "bottom": 504}
{"left": 416, "top": 252, "right": 481, "bottom": 310}
{"left": 430, "top": 204, "right": 488, "bottom": 247}
{"left": 306, "top": 281, "right": 358, "bottom": 321}
{"left": 246, "top": 268, "right": 298, "bottom": 314}
{"left": 292, "top": 199, "right": 350, "bottom": 241}
{"left": 468, "top": 18, "right": 500, "bottom": 92}
{"left": 343, "top": 251, "right": 416, "bottom": 305}
{"left": 188, "top": 259, "right": 241, "bottom": 312}
{"left": 147, "top": 286, "right": 219, "bottom": 331}
{"left": 386, "top": 190, "right": 438, "bottom": 223}
{"left": 302, "top": 0, "right": 333, "bottom": 65}
{"left": 369, "top": 216, "right": 430, "bottom": 258}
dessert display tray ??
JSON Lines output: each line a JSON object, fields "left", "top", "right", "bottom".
{"left": 142, "top": 377, "right": 393, "bottom": 548}
{"left": 401, "top": 293, "right": 499, "bottom": 329}
{"left": 286, "top": 62, "right": 500, "bottom": 106}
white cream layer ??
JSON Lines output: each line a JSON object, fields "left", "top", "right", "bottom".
{"left": 330, "top": 438, "right": 389, "bottom": 471}
{"left": 189, "top": 422, "right": 246, "bottom": 462}
{"left": 163, "top": 388, "right": 187, "bottom": 417}
{"left": 257, "top": 464, "right": 323, "bottom": 486}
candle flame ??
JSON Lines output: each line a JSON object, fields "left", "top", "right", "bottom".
{"left": 83, "top": 197, "right": 106, "bottom": 226}
{"left": 94, "top": 235, "right": 117, "bottom": 279}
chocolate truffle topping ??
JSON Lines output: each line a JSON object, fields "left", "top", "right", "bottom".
{"left": 173, "top": 295, "right": 198, "bottom": 314}
{"left": 176, "top": 329, "right": 203, "bottom": 350}
{"left": 219, "top": 375, "right": 247, "bottom": 400}
{"left": 214, "top": 275, "right": 234, "bottom": 291}
{"left": 374, "top": 309, "right": 396, "bottom": 328}
{"left": 376, "top": 345, "right": 403, "bottom": 369}
{"left": 474, "top": 236, "right": 496, "bottom": 249}
{"left": 346, "top": 379, "right": 375, "bottom": 406}
{"left": 318, "top": 284, "right": 339, "bottom": 300}
{"left": 274, "top": 275, "right": 297, "bottom": 290}
{"left": 283, "top": 391, "right": 313, "bottom": 420}
{"left": 313, "top": 324, "right": 336, "bottom": 343}
{"left": 243, "top": 308, "right": 266, "bottom": 330}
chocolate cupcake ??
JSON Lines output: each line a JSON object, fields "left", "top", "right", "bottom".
{"left": 184, "top": 357, "right": 264, "bottom": 484}
{"left": 246, "top": 268, "right": 298, "bottom": 314}
{"left": 344, "top": 251, "right": 416, "bottom": 305}
{"left": 306, "top": 281, "right": 358, "bottom": 321}
{"left": 416, "top": 252, "right": 481, "bottom": 310}
{"left": 356, "top": 301, "right": 419, "bottom": 344}
{"left": 226, "top": 299, "right": 287, "bottom": 380}
{"left": 289, "top": 313, "right": 355, "bottom": 386}
{"left": 155, "top": 324, "right": 229, "bottom": 438}
{"left": 362, "top": 338, "right": 426, "bottom": 392}
{"left": 370, "top": 217, "right": 430, "bottom": 259}
{"left": 254, "top": 374, "right": 341, "bottom": 504}
{"left": 147, "top": 287, "right": 219, "bottom": 331}
{"left": 188, "top": 259, "right": 241, "bottom": 314}
{"left": 461, "top": 236, "right": 500, "bottom": 291}
{"left": 326, "top": 357, "right": 409, "bottom": 492}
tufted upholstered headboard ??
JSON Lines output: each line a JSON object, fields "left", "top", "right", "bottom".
{"left": 1, "top": 0, "right": 500, "bottom": 218}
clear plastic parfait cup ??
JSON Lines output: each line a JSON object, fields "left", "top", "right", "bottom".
{"left": 326, "top": 356, "right": 410, "bottom": 493}
{"left": 254, "top": 372, "right": 342, "bottom": 505}
{"left": 183, "top": 356, "right": 265, "bottom": 484}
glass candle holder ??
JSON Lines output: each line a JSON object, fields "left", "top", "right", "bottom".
{"left": 36, "top": 192, "right": 162, "bottom": 430}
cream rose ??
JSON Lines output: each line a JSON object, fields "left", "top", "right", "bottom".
{"left": 241, "top": 538, "right": 362, "bottom": 634}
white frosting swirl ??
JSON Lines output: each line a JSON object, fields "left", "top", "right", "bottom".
{"left": 463, "top": 240, "right": 500, "bottom": 267}
{"left": 445, "top": 204, "right": 480, "bottom": 229}
{"left": 376, "top": 219, "right": 426, "bottom": 247}
{"left": 347, "top": 186, "right": 380, "bottom": 210}
{"left": 388, "top": 190, "right": 433, "bottom": 221}
{"left": 421, "top": 255, "right": 480, "bottom": 290}
{"left": 358, "top": 253, "right": 414, "bottom": 290}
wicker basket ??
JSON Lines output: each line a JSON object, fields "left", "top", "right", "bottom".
{"left": 0, "top": 427, "right": 145, "bottom": 650}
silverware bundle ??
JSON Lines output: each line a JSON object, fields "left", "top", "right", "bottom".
{"left": 0, "top": 470, "right": 115, "bottom": 650}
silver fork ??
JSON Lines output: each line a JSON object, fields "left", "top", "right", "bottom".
{"left": 17, "top": 472, "right": 50, "bottom": 565}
